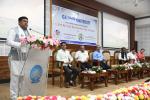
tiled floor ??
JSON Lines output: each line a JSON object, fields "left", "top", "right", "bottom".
{"left": 0, "top": 77, "right": 149, "bottom": 100}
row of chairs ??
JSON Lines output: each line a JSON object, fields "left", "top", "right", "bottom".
{"left": 50, "top": 49, "right": 121, "bottom": 87}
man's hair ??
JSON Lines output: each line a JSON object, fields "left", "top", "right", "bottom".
{"left": 18, "top": 16, "right": 28, "bottom": 22}
{"left": 131, "top": 48, "right": 135, "bottom": 51}
{"left": 141, "top": 48, "right": 145, "bottom": 51}
{"left": 121, "top": 47, "right": 126, "bottom": 51}
{"left": 80, "top": 45, "right": 85, "bottom": 47}
{"left": 96, "top": 45, "right": 101, "bottom": 47}
{"left": 60, "top": 42, "right": 67, "bottom": 46}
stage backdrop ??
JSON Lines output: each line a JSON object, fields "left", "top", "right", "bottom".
{"left": 52, "top": 5, "right": 98, "bottom": 46}
{"left": 0, "top": 0, "right": 44, "bottom": 38}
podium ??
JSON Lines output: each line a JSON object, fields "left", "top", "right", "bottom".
{"left": 20, "top": 48, "right": 50, "bottom": 96}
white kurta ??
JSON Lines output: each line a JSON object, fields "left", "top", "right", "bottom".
{"left": 75, "top": 50, "right": 89, "bottom": 63}
{"left": 7, "top": 26, "right": 29, "bottom": 100}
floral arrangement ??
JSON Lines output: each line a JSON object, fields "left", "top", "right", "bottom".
{"left": 68, "top": 82, "right": 150, "bottom": 100}
{"left": 142, "top": 63, "right": 150, "bottom": 68}
{"left": 113, "top": 65, "right": 127, "bottom": 71}
{"left": 19, "top": 35, "right": 60, "bottom": 50}
{"left": 17, "top": 82, "right": 150, "bottom": 100}
{"left": 131, "top": 63, "right": 142, "bottom": 69}
{"left": 17, "top": 95, "right": 67, "bottom": 100}
{"left": 91, "top": 66, "right": 103, "bottom": 73}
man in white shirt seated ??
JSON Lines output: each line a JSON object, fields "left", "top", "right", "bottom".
{"left": 75, "top": 45, "right": 92, "bottom": 71}
{"left": 56, "top": 42, "right": 79, "bottom": 88}
{"left": 127, "top": 48, "right": 138, "bottom": 64}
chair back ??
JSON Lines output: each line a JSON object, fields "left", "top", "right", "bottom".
{"left": 114, "top": 50, "right": 120, "bottom": 64}
{"left": 89, "top": 52, "right": 93, "bottom": 61}
{"left": 102, "top": 50, "right": 111, "bottom": 66}
{"left": 71, "top": 51, "right": 76, "bottom": 66}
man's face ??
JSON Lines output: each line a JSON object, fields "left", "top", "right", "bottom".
{"left": 123, "top": 48, "right": 126, "bottom": 52}
{"left": 80, "top": 46, "right": 85, "bottom": 52}
{"left": 141, "top": 49, "right": 145, "bottom": 53}
{"left": 132, "top": 50, "right": 136, "bottom": 54}
{"left": 19, "top": 19, "right": 28, "bottom": 30}
{"left": 96, "top": 46, "right": 101, "bottom": 51}
{"left": 61, "top": 43, "right": 67, "bottom": 50}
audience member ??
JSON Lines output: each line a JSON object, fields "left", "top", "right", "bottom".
{"left": 127, "top": 48, "right": 138, "bottom": 64}
{"left": 137, "top": 48, "right": 145, "bottom": 63}
{"left": 92, "top": 45, "right": 110, "bottom": 70}
{"left": 75, "top": 45, "right": 92, "bottom": 71}
{"left": 118, "top": 47, "right": 129, "bottom": 64}
{"left": 56, "top": 42, "right": 79, "bottom": 88}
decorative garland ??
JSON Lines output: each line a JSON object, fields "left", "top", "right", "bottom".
{"left": 17, "top": 82, "right": 150, "bottom": 100}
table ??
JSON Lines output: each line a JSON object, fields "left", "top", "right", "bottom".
{"left": 80, "top": 71, "right": 108, "bottom": 91}
{"left": 108, "top": 69, "right": 128, "bottom": 85}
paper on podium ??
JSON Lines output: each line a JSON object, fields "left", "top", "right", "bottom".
{"left": 20, "top": 48, "right": 49, "bottom": 96}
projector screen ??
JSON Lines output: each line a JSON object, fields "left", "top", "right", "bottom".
{"left": 103, "top": 13, "right": 129, "bottom": 48}
{"left": 0, "top": 0, "right": 44, "bottom": 39}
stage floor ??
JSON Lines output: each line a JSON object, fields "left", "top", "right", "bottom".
{"left": 0, "top": 77, "right": 149, "bottom": 100}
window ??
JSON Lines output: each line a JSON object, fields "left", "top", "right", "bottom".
{"left": 102, "top": 13, "right": 129, "bottom": 48}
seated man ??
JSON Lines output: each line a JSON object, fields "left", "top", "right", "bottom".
{"left": 127, "top": 48, "right": 138, "bottom": 64}
{"left": 118, "top": 47, "right": 129, "bottom": 64}
{"left": 56, "top": 42, "right": 79, "bottom": 88}
{"left": 75, "top": 45, "right": 92, "bottom": 71}
{"left": 136, "top": 48, "right": 145, "bottom": 63}
{"left": 92, "top": 45, "right": 110, "bottom": 70}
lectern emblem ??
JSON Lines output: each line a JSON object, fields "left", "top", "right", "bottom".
{"left": 30, "top": 65, "right": 43, "bottom": 83}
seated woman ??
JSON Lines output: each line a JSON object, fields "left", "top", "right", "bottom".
{"left": 136, "top": 48, "right": 145, "bottom": 63}
{"left": 118, "top": 47, "right": 129, "bottom": 64}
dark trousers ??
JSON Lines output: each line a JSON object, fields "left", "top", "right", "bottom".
{"left": 80, "top": 62, "right": 92, "bottom": 71}
{"left": 63, "top": 65, "right": 79, "bottom": 83}
{"left": 119, "top": 60, "right": 128, "bottom": 64}
{"left": 93, "top": 60, "right": 110, "bottom": 70}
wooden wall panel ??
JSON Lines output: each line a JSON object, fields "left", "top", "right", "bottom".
{"left": 0, "top": 56, "right": 10, "bottom": 80}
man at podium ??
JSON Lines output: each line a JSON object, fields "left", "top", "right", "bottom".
{"left": 7, "top": 16, "right": 29, "bottom": 100}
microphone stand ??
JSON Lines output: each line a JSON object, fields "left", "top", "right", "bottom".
{"left": 29, "top": 28, "right": 43, "bottom": 35}
{"left": 17, "top": 45, "right": 31, "bottom": 97}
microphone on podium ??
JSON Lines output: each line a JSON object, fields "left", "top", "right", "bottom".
{"left": 29, "top": 28, "right": 43, "bottom": 35}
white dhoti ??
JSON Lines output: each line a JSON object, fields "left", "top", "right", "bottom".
{"left": 8, "top": 57, "right": 25, "bottom": 100}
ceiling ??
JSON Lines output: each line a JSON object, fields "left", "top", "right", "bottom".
{"left": 95, "top": 0, "right": 150, "bottom": 18}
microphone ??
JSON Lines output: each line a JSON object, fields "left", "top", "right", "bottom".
{"left": 29, "top": 28, "right": 43, "bottom": 35}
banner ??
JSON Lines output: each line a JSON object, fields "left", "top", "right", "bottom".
{"left": 20, "top": 48, "right": 49, "bottom": 96}
{"left": 52, "top": 5, "right": 98, "bottom": 46}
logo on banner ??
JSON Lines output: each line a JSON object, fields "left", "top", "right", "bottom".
{"left": 78, "top": 33, "right": 84, "bottom": 41}
{"left": 30, "top": 65, "right": 43, "bottom": 83}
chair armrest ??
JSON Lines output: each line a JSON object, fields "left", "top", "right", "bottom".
{"left": 54, "top": 61, "right": 64, "bottom": 72}
{"left": 92, "top": 60, "right": 101, "bottom": 66}
{"left": 75, "top": 61, "right": 82, "bottom": 68}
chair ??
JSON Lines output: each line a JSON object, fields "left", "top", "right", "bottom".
{"left": 71, "top": 51, "right": 77, "bottom": 67}
{"left": 89, "top": 51, "right": 94, "bottom": 65}
{"left": 51, "top": 50, "right": 64, "bottom": 87}
{"left": 89, "top": 51, "right": 101, "bottom": 66}
{"left": 114, "top": 50, "right": 120, "bottom": 64}
{"left": 102, "top": 50, "right": 111, "bottom": 66}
